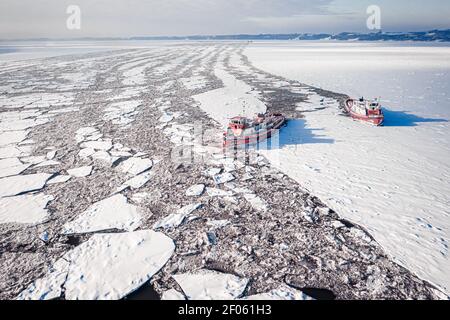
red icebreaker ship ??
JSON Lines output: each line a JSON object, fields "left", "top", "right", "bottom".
{"left": 344, "top": 98, "right": 384, "bottom": 126}
{"left": 223, "top": 113, "right": 286, "bottom": 148}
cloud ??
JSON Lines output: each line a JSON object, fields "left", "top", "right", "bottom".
{"left": 0, "top": 0, "right": 448, "bottom": 39}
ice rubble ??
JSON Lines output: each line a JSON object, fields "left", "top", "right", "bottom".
{"left": 103, "top": 101, "right": 141, "bottom": 127}
{"left": 206, "top": 220, "right": 230, "bottom": 229}
{"left": 62, "top": 194, "right": 142, "bottom": 235}
{"left": 153, "top": 203, "right": 203, "bottom": 230}
{"left": 0, "top": 194, "right": 54, "bottom": 224}
{"left": 18, "top": 230, "right": 175, "bottom": 300}
{"left": 172, "top": 270, "right": 249, "bottom": 300}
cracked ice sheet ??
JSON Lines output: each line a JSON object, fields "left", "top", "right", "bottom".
{"left": 0, "top": 130, "right": 28, "bottom": 147}
{"left": 0, "top": 157, "right": 31, "bottom": 178}
{"left": 193, "top": 66, "right": 266, "bottom": 128}
{"left": 62, "top": 194, "right": 142, "bottom": 235}
{"left": 18, "top": 230, "right": 175, "bottom": 300}
{"left": 0, "top": 193, "right": 54, "bottom": 224}
{"left": 153, "top": 203, "right": 202, "bottom": 230}
{"left": 173, "top": 270, "right": 249, "bottom": 300}
{"left": 0, "top": 173, "right": 52, "bottom": 198}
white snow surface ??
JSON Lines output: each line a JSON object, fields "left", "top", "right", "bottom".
{"left": 67, "top": 166, "right": 93, "bottom": 178}
{"left": 0, "top": 173, "right": 51, "bottom": 198}
{"left": 173, "top": 270, "right": 249, "bottom": 300}
{"left": 161, "top": 289, "right": 186, "bottom": 300}
{"left": 0, "top": 193, "right": 53, "bottom": 224}
{"left": 246, "top": 42, "right": 450, "bottom": 293}
{"left": 18, "top": 230, "right": 175, "bottom": 300}
{"left": 242, "top": 285, "right": 314, "bottom": 300}
{"left": 62, "top": 194, "right": 142, "bottom": 234}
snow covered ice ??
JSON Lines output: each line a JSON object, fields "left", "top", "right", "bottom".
{"left": 1, "top": 41, "right": 448, "bottom": 300}
{"left": 246, "top": 41, "right": 450, "bottom": 293}
{"left": 18, "top": 230, "right": 175, "bottom": 300}
{"left": 153, "top": 203, "right": 202, "bottom": 230}
{"left": 172, "top": 270, "right": 249, "bottom": 300}
{"left": 0, "top": 193, "right": 53, "bottom": 224}
{"left": 62, "top": 194, "right": 142, "bottom": 234}
{"left": 0, "top": 173, "right": 51, "bottom": 198}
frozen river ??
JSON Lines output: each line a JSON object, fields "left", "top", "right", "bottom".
{"left": 246, "top": 41, "right": 450, "bottom": 293}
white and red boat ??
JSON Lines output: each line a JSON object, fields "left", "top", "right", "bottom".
{"left": 223, "top": 113, "right": 286, "bottom": 148}
{"left": 344, "top": 98, "right": 384, "bottom": 126}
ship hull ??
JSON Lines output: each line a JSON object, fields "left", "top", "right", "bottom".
{"left": 223, "top": 115, "right": 286, "bottom": 148}
{"left": 344, "top": 99, "right": 384, "bottom": 126}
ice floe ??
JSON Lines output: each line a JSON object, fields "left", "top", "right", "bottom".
{"left": 0, "top": 130, "right": 28, "bottom": 147}
{"left": 0, "top": 157, "right": 30, "bottom": 178}
{"left": 153, "top": 203, "right": 202, "bottom": 230}
{"left": 118, "top": 157, "right": 153, "bottom": 176}
{"left": 172, "top": 270, "right": 249, "bottom": 300}
{"left": 46, "top": 175, "right": 72, "bottom": 185}
{"left": 0, "top": 173, "right": 52, "bottom": 198}
{"left": 80, "top": 140, "right": 113, "bottom": 152}
{"left": 0, "top": 146, "right": 25, "bottom": 159}
{"left": 62, "top": 194, "right": 142, "bottom": 234}
{"left": 206, "top": 220, "right": 230, "bottom": 229}
{"left": 18, "top": 230, "right": 175, "bottom": 300}
{"left": 242, "top": 286, "right": 313, "bottom": 300}
{"left": 204, "top": 167, "right": 222, "bottom": 177}
{"left": 67, "top": 166, "right": 93, "bottom": 178}
{"left": 0, "top": 193, "right": 53, "bottom": 224}
{"left": 213, "top": 172, "right": 235, "bottom": 185}
{"left": 206, "top": 187, "right": 234, "bottom": 197}
{"left": 185, "top": 184, "right": 205, "bottom": 197}
{"left": 46, "top": 150, "right": 56, "bottom": 160}
{"left": 117, "top": 171, "right": 153, "bottom": 192}
{"left": 75, "top": 127, "right": 101, "bottom": 143}
{"left": 103, "top": 101, "right": 141, "bottom": 128}
{"left": 34, "top": 160, "right": 60, "bottom": 168}
{"left": 161, "top": 289, "right": 186, "bottom": 300}
{"left": 20, "top": 155, "right": 47, "bottom": 165}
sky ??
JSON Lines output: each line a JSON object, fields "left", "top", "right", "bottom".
{"left": 0, "top": 0, "right": 449, "bottom": 39}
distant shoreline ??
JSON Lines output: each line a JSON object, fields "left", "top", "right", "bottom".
{"left": 1, "top": 28, "right": 450, "bottom": 43}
